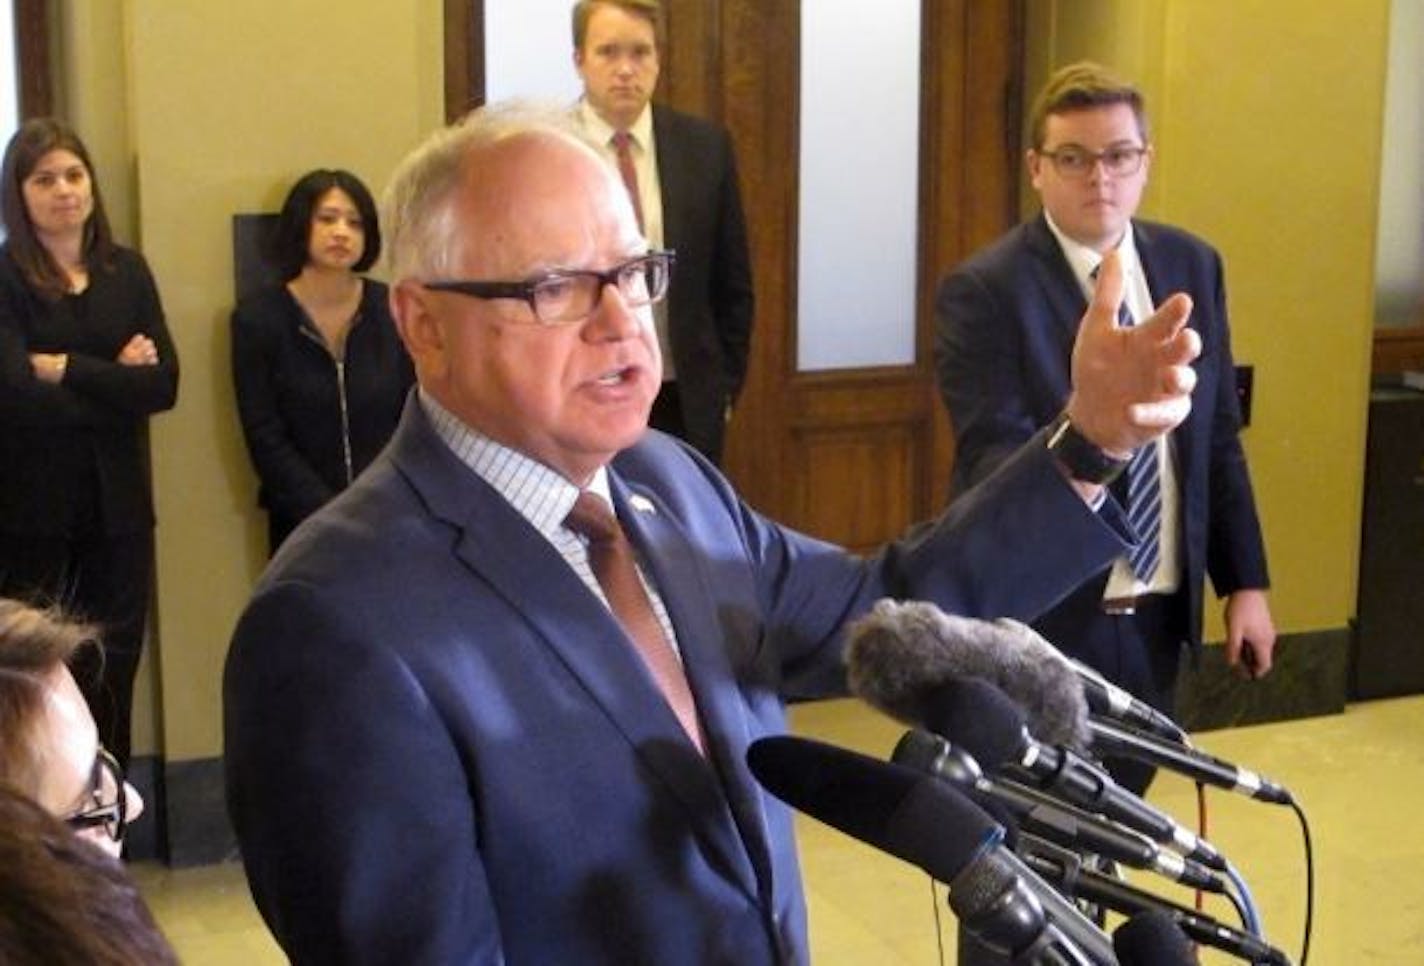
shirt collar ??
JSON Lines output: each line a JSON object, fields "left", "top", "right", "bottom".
{"left": 418, "top": 388, "right": 611, "bottom": 537}
{"left": 578, "top": 98, "right": 654, "bottom": 149}
{"left": 1042, "top": 211, "right": 1141, "bottom": 292}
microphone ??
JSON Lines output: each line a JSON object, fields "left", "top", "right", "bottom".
{"left": 1088, "top": 716, "right": 1294, "bottom": 805}
{"left": 1111, "top": 910, "right": 1197, "bottom": 966}
{"left": 846, "top": 598, "right": 1190, "bottom": 750}
{"left": 1022, "top": 845, "right": 1293, "bottom": 965}
{"left": 1068, "top": 657, "right": 1188, "bottom": 745}
{"left": 915, "top": 676, "right": 1226, "bottom": 871}
{"left": 893, "top": 728, "right": 1228, "bottom": 894}
{"left": 845, "top": 598, "right": 1090, "bottom": 748}
{"left": 747, "top": 735, "right": 1114, "bottom": 964}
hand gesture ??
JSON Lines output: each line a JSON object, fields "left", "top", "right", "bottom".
{"left": 1063, "top": 250, "right": 1200, "bottom": 456}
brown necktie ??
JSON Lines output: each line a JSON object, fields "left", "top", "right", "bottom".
{"left": 566, "top": 491, "right": 703, "bottom": 752}
{"left": 611, "top": 130, "right": 646, "bottom": 233}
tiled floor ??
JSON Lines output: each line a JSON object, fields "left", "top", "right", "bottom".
{"left": 133, "top": 694, "right": 1424, "bottom": 963}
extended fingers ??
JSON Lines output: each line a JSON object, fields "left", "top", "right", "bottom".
{"left": 1127, "top": 393, "right": 1192, "bottom": 430}
{"left": 1084, "top": 250, "right": 1127, "bottom": 329}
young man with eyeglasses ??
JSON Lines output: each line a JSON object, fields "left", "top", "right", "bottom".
{"left": 934, "top": 62, "right": 1276, "bottom": 802}
{"left": 224, "top": 101, "right": 1202, "bottom": 965}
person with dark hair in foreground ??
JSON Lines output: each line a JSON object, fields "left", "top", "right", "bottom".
{"left": 0, "top": 118, "right": 179, "bottom": 767}
{"left": 224, "top": 101, "right": 1199, "bottom": 965}
{"left": 0, "top": 785, "right": 177, "bottom": 966}
{"left": 231, "top": 168, "right": 413, "bottom": 553}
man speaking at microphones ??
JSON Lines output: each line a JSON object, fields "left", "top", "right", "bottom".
{"left": 225, "top": 99, "right": 1200, "bottom": 964}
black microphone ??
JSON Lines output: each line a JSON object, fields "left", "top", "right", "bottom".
{"left": 893, "top": 728, "right": 1228, "bottom": 894}
{"left": 1088, "top": 716, "right": 1294, "bottom": 805}
{"left": 1022, "top": 846, "right": 1292, "bottom": 964}
{"left": 1068, "top": 656, "right": 1188, "bottom": 745}
{"left": 1111, "top": 910, "right": 1197, "bottom": 966}
{"left": 916, "top": 677, "right": 1226, "bottom": 871}
{"left": 746, "top": 735, "right": 1115, "bottom": 964}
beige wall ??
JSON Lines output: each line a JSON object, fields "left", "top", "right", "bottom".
{"left": 51, "top": 2, "right": 1392, "bottom": 765}
{"left": 57, "top": 1, "right": 444, "bottom": 761}
{"left": 1025, "top": 0, "right": 1389, "bottom": 643}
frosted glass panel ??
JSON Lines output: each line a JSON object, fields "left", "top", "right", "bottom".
{"left": 485, "top": 0, "right": 584, "bottom": 104}
{"left": 1, "top": 15, "right": 16, "bottom": 243}
{"left": 797, "top": 3, "right": 921, "bottom": 371}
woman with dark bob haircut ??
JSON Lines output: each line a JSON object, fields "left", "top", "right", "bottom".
{"left": 231, "top": 168, "right": 413, "bottom": 553}
{"left": 0, "top": 118, "right": 179, "bottom": 769}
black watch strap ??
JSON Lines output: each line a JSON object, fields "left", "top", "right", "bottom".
{"left": 1046, "top": 411, "right": 1131, "bottom": 485}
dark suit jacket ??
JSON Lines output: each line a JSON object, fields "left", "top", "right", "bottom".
{"left": 934, "top": 214, "right": 1269, "bottom": 654}
{"left": 225, "top": 396, "right": 1133, "bottom": 965}
{"left": 652, "top": 104, "right": 754, "bottom": 462}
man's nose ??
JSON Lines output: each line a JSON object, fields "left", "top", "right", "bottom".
{"left": 585, "top": 283, "right": 643, "bottom": 340}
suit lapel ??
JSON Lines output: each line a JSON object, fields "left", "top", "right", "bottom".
{"left": 609, "top": 472, "right": 777, "bottom": 905}
{"left": 1134, "top": 220, "right": 1199, "bottom": 482}
{"left": 389, "top": 407, "right": 761, "bottom": 899}
{"left": 1025, "top": 215, "right": 1089, "bottom": 355}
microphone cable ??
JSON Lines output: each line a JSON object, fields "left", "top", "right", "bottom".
{"left": 928, "top": 877, "right": 948, "bottom": 966}
{"left": 1194, "top": 768, "right": 1316, "bottom": 965}
{"left": 1291, "top": 796, "right": 1315, "bottom": 965}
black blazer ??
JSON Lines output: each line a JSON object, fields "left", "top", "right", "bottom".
{"left": 934, "top": 214, "right": 1269, "bottom": 649}
{"left": 0, "top": 245, "right": 178, "bottom": 536}
{"left": 652, "top": 104, "right": 754, "bottom": 461}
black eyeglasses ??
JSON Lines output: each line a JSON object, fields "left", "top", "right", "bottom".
{"left": 1038, "top": 144, "right": 1148, "bottom": 179}
{"left": 64, "top": 746, "right": 127, "bottom": 844}
{"left": 423, "top": 250, "right": 675, "bottom": 326}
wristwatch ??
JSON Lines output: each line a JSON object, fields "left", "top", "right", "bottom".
{"left": 1045, "top": 411, "right": 1130, "bottom": 485}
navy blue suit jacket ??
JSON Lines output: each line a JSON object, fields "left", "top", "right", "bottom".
{"left": 934, "top": 214, "right": 1269, "bottom": 653}
{"left": 225, "top": 396, "right": 1132, "bottom": 965}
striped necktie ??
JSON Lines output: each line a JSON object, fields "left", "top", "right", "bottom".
{"left": 1093, "top": 263, "right": 1162, "bottom": 583}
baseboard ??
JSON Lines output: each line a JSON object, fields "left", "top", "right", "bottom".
{"left": 1176, "top": 625, "right": 1350, "bottom": 733}
{"left": 123, "top": 755, "right": 238, "bottom": 867}
{"left": 123, "top": 755, "right": 163, "bottom": 862}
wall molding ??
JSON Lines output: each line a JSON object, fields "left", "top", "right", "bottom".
{"left": 1178, "top": 626, "right": 1350, "bottom": 733}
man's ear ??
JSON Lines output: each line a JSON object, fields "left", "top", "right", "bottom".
{"left": 391, "top": 280, "right": 445, "bottom": 376}
{"left": 1026, "top": 148, "right": 1044, "bottom": 189}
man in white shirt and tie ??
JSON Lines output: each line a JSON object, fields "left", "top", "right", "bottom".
{"left": 572, "top": 0, "right": 754, "bottom": 466}
{"left": 935, "top": 61, "right": 1277, "bottom": 798}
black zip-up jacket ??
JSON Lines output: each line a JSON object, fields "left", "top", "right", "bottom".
{"left": 230, "top": 278, "right": 413, "bottom": 529}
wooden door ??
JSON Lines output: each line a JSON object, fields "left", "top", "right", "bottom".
{"left": 444, "top": 0, "right": 1024, "bottom": 552}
